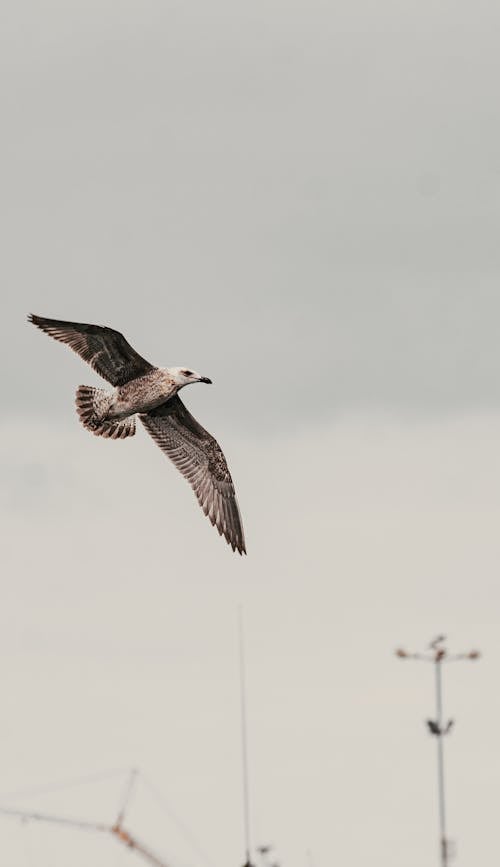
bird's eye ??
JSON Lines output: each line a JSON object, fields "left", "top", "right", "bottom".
{"left": 182, "top": 369, "right": 193, "bottom": 377}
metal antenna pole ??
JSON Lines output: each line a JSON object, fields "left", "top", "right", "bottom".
{"left": 434, "top": 657, "right": 448, "bottom": 867}
{"left": 238, "top": 607, "right": 253, "bottom": 867}
{"left": 396, "top": 636, "right": 480, "bottom": 867}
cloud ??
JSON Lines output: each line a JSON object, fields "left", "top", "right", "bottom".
{"left": 2, "top": 0, "right": 500, "bottom": 424}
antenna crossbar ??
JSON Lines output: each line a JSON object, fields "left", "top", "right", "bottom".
{"left": 396, "top": 635, "right": 480, "bottom": 867}
{"left": 0, "top": 803, "right": 172, "bottom": 867}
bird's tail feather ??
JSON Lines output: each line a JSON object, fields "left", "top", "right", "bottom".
{"left": 75, "top": 386, "right": 136, "bottom": 440}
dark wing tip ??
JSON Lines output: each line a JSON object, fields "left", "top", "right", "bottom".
{"left": 233, "top": 519, "right": 246, "bottom": 555}
{"left": 140, "top": 404, "right": 247, "bottom": 555}
{"left": 29, "top": 314, "right": 58, "bottom": 326}
{"left": 28, "top": 314, "right": 63, "bottom": 339}
{"left": 225, "top": 513, "right": 246, "bottom": 555}
{"left": 227, "top": 538, "right": 246, "bottom": 555}
{"left": 28, "top": 313, "right": 49, "bottom": 331}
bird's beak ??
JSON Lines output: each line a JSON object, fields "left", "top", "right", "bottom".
{"left": 198, "top": 376, "right": 212, "bottom": 384}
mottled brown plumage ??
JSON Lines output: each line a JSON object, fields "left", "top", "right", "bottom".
{"left": 29, "top": 314, "right": 246, "bottom": 554}
{"left": 141, "top": 397, "right": 245, "bottom": 554}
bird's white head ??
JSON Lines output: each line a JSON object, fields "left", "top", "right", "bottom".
{"left": 166, "top": 367, "right": 213, "bottom": 389}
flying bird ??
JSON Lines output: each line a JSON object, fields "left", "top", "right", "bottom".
{"left": 29, "top": 314, "right": 246, "bottom": 554}
{"left": 426, "top": 719, "right": 441, "bottom": 736}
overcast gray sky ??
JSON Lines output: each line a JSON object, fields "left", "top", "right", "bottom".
{"left": 1, "top": 2, "right": 500, "bottom": 866}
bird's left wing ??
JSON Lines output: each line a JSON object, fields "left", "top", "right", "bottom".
{"left": 140, "top": 396, "right": 246, "bottom": 554}
{"left": 29, "top": 314, "right": 155, "bottom": 386}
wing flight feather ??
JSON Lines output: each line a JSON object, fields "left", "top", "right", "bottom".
{"left": 140, "top": 396, "right": 246, "bottom": 554}
{"left": 29, "top": 314, "right": 154, "bottom": 386}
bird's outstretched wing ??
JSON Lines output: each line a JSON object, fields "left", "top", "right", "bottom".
{"left": 140, "top": 396, "right": 246, "bottom": 554}
{"left": 29, "top": 314, "right": 154, "bottom": 386}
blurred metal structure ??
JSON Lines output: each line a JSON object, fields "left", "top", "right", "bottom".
{"left": 395, "top": 636, "right": 480, "bottom": 867}
{"left": 238, "top": 607, "right": 255, "bottom": 867}
{"left": 0, "top": 768, "right": 170, "bottom": 867}
{"left": 237, "top": 614, "right": 282, "bottom": 867}
{"left": 257, "top": 843, "right": 280, "bottom": 867}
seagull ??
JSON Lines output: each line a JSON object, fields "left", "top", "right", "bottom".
{"left": 29, "top": 314, "right": 246, "bottom": 554}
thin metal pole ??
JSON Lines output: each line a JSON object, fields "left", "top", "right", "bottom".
{"left": 115, "top": 767, "right": 138, "bottom": 829}
{"left": 435, "top": 659, "right": 448, "bottom": 867}
{"left": 238, "top": 607, "right": 252, "bottom": 866}
{"left": 111, "top": 824, "right": 173, "bottom": 867}
{"left": 395, "top": 637, "right": 480, "bottom": 867}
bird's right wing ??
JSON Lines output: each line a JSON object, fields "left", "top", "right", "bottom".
{"left": 140, "top": 396, "right": 246, "bottom": 554}
{"left": 29, "top": 314, "right": 155, "bottom": 386}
